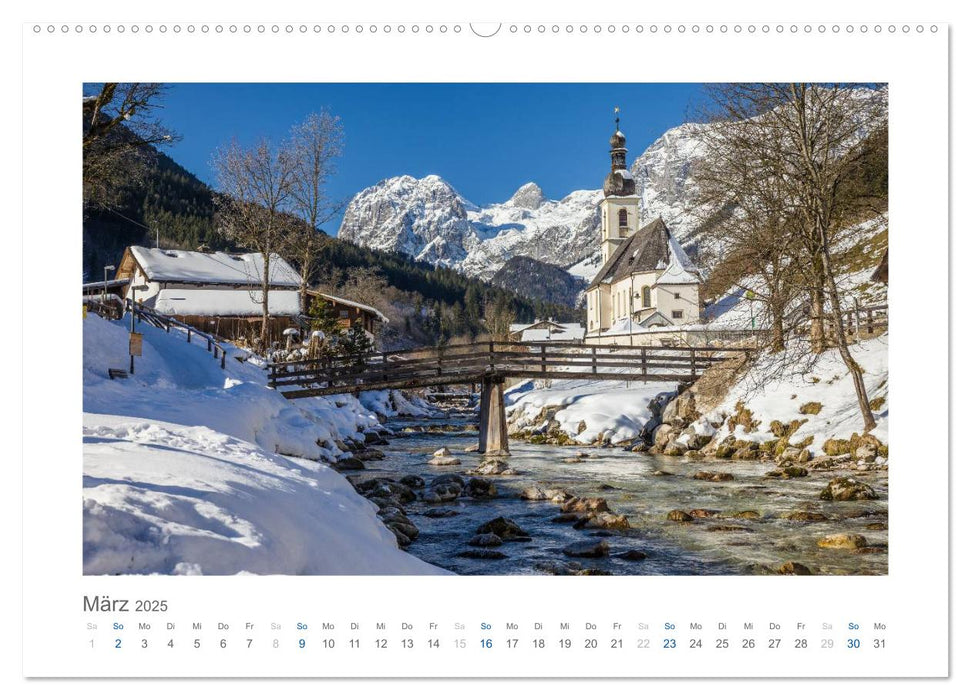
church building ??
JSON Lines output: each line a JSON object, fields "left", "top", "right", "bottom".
{"left": 585, "top": 116, "right": 703, "bottom": 338}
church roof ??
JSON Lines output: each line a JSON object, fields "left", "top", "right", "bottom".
{"left": 587, "top": 217, "right": 703, "bottom": 291}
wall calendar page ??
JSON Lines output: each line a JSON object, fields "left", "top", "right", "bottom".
{"left": 15, "top": 0, "right": 961, "bottom": 695}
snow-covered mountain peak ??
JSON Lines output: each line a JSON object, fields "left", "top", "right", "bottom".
{"left": 508, "top": 182, "right": 546, "bottom": 210}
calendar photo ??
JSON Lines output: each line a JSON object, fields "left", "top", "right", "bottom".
{"left": 81, "top": 81, "right": 890, "bottom": 578}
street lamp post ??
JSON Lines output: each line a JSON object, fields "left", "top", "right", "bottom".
{"left": 103, "top": 265, "right": 115, "bottom": 304}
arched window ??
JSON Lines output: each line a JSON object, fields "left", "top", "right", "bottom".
{"left": 618, "top": 208, "right": 628, "bottom": 231}
{"left": 641, "top": 286, "right": 651, "bottom": 308}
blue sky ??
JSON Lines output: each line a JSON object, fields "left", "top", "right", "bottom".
{"left": 155, "top": 83, "right": 705, "bottom": 228}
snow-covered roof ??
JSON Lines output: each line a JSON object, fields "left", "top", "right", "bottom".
{"left": 308, "top": 291, "right": 389, "bottom": 323}
{"left": 128, "top": 247, "right": 301, "bottom": 287}
{"left": 601, "top": 317, "right": 650, "bottom": 336}
{"left": 521, "top": 324, "right": 585, "bottom": 342}
{"left": 656, "top": 234, "right": 703, "bottom": 285}
{"left": 82, "top": 278, "right": 131, "bottom": 291}
{"left": 153, "top": 289, "right": 301, "bottom": 317}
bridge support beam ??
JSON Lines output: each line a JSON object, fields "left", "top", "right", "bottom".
{"left": 478, "top": 376, "right": 510, "bottom": 456}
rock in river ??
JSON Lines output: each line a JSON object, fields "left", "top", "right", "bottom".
{"left": 468, "top": 533, "right": 504, "bottom": 547}
{"left": 667, "top": 510, "right": 694, "bottom": 522}
{"left": 464, "top": 477, "right": 498, "bottom": 499}
{"left": 563, "top": 540, "right": 610, "bottom": 558}
{"left": 693, "top": 471, "right": 735, "bottom": 482}
{"left": 560, "top": 497, "right": 610, "bottom": 514}
{"left": 457, "top": 550, "right": 508, "bottom": 560}
{"left": 817, "top": 533, "right": 868, "bottom": 550}
{"left": 778, "top": 561, "right": 813, "bottom": 575}
{"left": 521, "top": 486, "right": 573, "bottom": 502}
{"left": 576, "top": 512, "right": 630, "bottom": 530}
{"left": 819, "top": 477, "right": 878, "bottom": 501}
{"left": 476, "top": 517, "right": 529, "bottom": 540}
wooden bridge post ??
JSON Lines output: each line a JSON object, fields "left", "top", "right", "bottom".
{"left": 478, "top": 375, "right": 510, "bottom": 456}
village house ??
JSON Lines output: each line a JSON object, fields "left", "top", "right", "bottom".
{"left": 115, "top": 246, "right": 304, "bottom": 341}
{"left": 305, "top": 290, "right": 389, "bottom": 338}
{"left": 509, "top": 319, "right": 585, "bottom": 343}
{"left": 584, "top": 118, "right": 703, "bottom": 342}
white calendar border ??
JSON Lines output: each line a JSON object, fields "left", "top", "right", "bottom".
{"left": 16, "top": 0, "right": 955, "bottom": 689}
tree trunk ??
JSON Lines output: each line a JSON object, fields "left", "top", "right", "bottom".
{"left": 819, "top": 232, "right": 877, "bottom": 431}
{"left": 769, "top": 296, "right": 786, "bottom": 353}
{"left": 808, "top": 283, "right": 825, "bottom": 353}
{"left": 261, "top": 251, "right": 271, "bottom": 352}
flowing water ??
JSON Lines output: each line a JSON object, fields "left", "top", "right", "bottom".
{"left": 356, "top": 414, "right": 888, "bottom": 576}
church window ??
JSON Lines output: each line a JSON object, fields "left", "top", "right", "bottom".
{"left": 641, "top": 286, "right": 651, "bottom": 307}
{"left": 673, "top": 310, "right": 684, "bottom": 319}
{"left": 618, "top": 209, "right": 628, "bottom": 231}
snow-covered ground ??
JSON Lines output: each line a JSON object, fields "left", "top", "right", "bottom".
{"left": 506, "top": 378, "right": 677, "bottom": 444}
{"left": 689, "top": 334, "right": 889, "bottom": 448}
{"left": 82, "top": 313, "right": 444, "bottom": 575}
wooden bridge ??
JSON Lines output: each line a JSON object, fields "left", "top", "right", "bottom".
{"left": 267, "top": 341, "right": 750, "bottom": 455}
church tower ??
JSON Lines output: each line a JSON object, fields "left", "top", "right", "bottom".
{"left": 599, "top": 110, "right": 640, "bottom": 265}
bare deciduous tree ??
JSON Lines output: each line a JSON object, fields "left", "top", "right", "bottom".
{"left": 288, "top": 109, "right": 345, "bottom": 311}
{"left": 696, "top": 83, "right": 887, "bottom": 431}
{"left": 211, "top": 137, "right": 298, "bottom": 351}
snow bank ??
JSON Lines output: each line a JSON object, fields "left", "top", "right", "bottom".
{"left": 83, "top": 415, "right": 442, "bottom": 575}
{"left": 83, "top": 314, "right": 447, "bottom": 575}
{"left": 693, "top": 335, "right": 889, "bottom": 447}
{"left": 506, "top": 378, "right": 677, "bottom": 444}
{"left": 84, "top": 314, "right": 386, "bottom": 461}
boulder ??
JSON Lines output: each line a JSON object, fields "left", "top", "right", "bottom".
{"left": 563, "top": 540, "right": 610, "bottom": 558}
{"left": 667, "top": 510, "right": 694, "bottom": 522}
{"left": 363, "top": 431, "right": 389, "bottom": 446}
{"left": 822, "top": 438, "right": 852, "bottom": 456}
{"left": 778, "top": 561, "right": 813, "bottom": 575}
{"left": 693, "top": 471, "right": 735, "bottom": 482}
{"left": 399, "top": 474, "right": 425, "bottom": 489}
{"left": 817, "top": 533, "right": 868, "bottom": 550}
{"left": 520, "top": 486, "right": 573, "bottom": 502}
{"left": 429, "top": 456, "right": 462, "bottom": 466}
{"left": 783, "top": 511, "right": 828, "bottom": 522}
{"left": 577, "top": 512, "right": 630, "bottom": 530}
{"left": 464, "top": 477, "right": 498, "bottom": 499}
{"left": 467, "top": 458, "right": 517, "bottom": 476}
{"left": 560, "top": 497, "right": 610, "bottom": 514}
{"left": 468, "top": 533, "right": 504, "bottom": 547}
{"left": 663, "top": 443, "right": 686, "bottom": 457}
{"left": 476, "top": 517, "right": 529, "bottom": 540}
{"left": 334, "top": 457, "right": 366, "bottom": 471}
{"left": 652, "top": 424, "right": 678, "bottom": 450}
{"left": 688, "top": 508, "right": 720, "bottom": 519}
{"left": 534, "top": 560, "right": 583, "bottom": 575}
{"left": 618, "top": 550, "right": 648, "bottom": 561}
{"left": 820, "top": 477, "right": 878, "bottom": 501}
{"left": 433, "top": 446, "right": 453, "bottom": 457}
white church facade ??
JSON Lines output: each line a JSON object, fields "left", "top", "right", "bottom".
{"left": 584, "top": 118, "right": 703, "bottom": 342}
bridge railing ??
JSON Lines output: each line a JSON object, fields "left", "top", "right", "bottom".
{"left": 266, "top": 340, "right": 753, "bottom": 397}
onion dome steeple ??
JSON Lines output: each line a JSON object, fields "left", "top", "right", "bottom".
{"left": 603, "top": 107, "right": 636, "bottom": 197}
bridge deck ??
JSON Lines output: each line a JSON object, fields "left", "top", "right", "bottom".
{"left": 268, "top": 340, "right": 751, "bottom": 399}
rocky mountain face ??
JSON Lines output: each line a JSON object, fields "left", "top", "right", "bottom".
{"left": 336, "top": 175, "right": 478, "bottom": 268}
{"left": 338, "top": 178, "right": 601, "bottom": 280}
{"left": 489, "top": 255, "right": 586, "bottom": 309}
